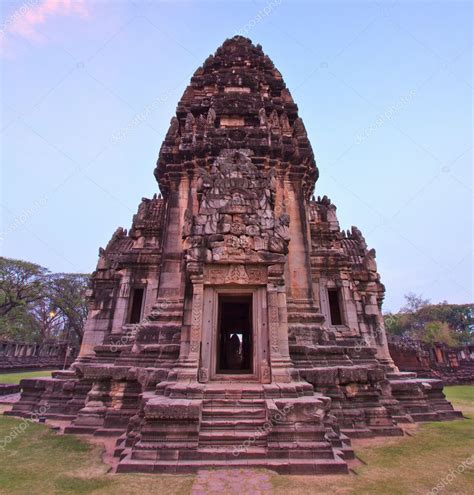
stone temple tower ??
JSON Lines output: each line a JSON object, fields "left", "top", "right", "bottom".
{"left": 10, "top": 36, "right": 461, "bottom": 474}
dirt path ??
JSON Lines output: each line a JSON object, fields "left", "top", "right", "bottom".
{"left": 191, "top": 468, "right": 273, "bottom": 495}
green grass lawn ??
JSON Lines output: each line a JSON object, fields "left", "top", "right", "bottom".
{"left": 0, "top": 385, "right": 472, "bottom": 494}
{"left": 272, "top": 385, "right": 474, "bottom": 495}
{"left": 0, "top": 414, "right": 193, "bottom": 495}
{"left": 0, "top": 370, "right": 53, "bottom": 384}
{"left": 444, "top": 385, "right": 474, "bottom": 410}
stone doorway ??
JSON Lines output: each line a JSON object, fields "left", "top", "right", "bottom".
{"left": 217, "top": 295, "right": 253, "bottom": 374}
{"left": 200, "top": 284, "right": 269, "bottom": 383}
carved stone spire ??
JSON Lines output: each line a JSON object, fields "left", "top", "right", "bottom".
{"left": 154, "top": 36, "right": 318, "bottom": 199}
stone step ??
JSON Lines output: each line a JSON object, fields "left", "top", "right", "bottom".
{"left": 436, "top": 410, "right": 464, "bottom": 420}
{"left": 153, "top": 301, "right": 183, "bottom": 310}
{"left": 202, "top": 407, "right": 266, "bottom": 418}
{"left": 390, "top": 415, "right": 414, "bottom": 424}
{"left": 200, "top": 419, "right": 267, "bottom": 429}
{"left": 368, "top": 426, "right": 404, "bottom": 436}
{"left": 198, "top": 430, "right": 268, "bottom": 445}
{"left": 149, "top": 312, "right": 184, "bottom": 321}
{"left": 137, "top": 323, "right": 181, "bottom": 332}
{"left": 340, "top": 428, "right": 374, "bottom": 439}
{"left": 116, "top": 454, "right": 349, "bottom": 475}
{"left": 410, "top": 412, "right": 441, "bottom": 422}
{"left": 387, "top": 372, "right": 418, "bottom": 380}
{"left": 64, "top": 425, "right": 98, "bottom": 435}
{"left": 202, "top": 390, "right": 266, "bottom": 399}
{"left": 203, "top": 398, "right": 265, "bottom": 407}
{"left": 188, "top": 446, "right": 268, "bottom": 460}
{"left": 336, "top": 446, "right": 355, "bottom": 460}
{"left": 93, "top": 428, "right": 125, "bottom": 437}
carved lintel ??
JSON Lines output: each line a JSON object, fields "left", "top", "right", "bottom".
{"left": 204, "top": 264, "right": 267, "bottom": 285}
{"left": 225, "top": 265, "right": 249, "bottom": 283}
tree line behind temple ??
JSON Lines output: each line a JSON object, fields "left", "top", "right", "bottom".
{"left": 384, "top": 293, "right": 473, "bottom": 346}
{"left": 0, "top": 256, "right": 472, "bottom": 348}
{"left": 0, "top": 257, "right": 88, "bottom": 345}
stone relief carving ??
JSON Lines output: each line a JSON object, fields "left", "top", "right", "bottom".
{"left": 198, "top": 367, "right": 209, "bottom": 383}
{"left": 183, "top": 149, "right": 290, "bottom": 268}
{"left": 190, "top": 292, "right": 203, "bottom": 353}
{"left": 119, "top": 283, "right": 130, "bottom": 298}
{"left": 225, "top": 265, "right": 249, "bottom": 283}
{"left": 268, "top": 292, "right": 280, "bottom": 353}
{"left": 204, "top": 265, "right": 267, "bottom": 285}
{"left": 261, "top": 359, "right": 271, "bottom": 384}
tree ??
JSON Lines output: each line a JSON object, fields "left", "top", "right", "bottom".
{"left": 416, "top": 321, "right": 456, "bottom": 346}
{"left": 384, "top": 293, "right": 473, "bottom": 345}
{"left": 401, "top": 292, "right": 430, "bottom": 313}
{"left": 0, "top": 304, "right": 40, "bottom": 342}
{"left": 0, "top": 257, "right": 89, "bottom": 345}
{"left": 28, "top": 296, "right": 63, "bottom": 341}
{"left": 49, "top": 273, "right": 89, "bottom": 343}
{"left": 384, "top": 312, "right": 409, "bottom": 337}
{"left": 0, "top": 257, "right": 48, "bottom": 317}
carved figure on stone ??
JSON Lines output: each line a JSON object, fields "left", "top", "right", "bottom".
{"left": 206, "top": 107, "right": 216, "bottom": 127}
{"left": 182, "top": 209, "right": 193, "bottom": 238}
{"left": 184, "top": 112, "right": 195, "bottom": 132}
{"left": 183, "top": 149, "right": 291, "bottom": 266}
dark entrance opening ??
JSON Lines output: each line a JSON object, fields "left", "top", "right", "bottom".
{"left": 217, "top": 295, "right": 253, "bottom": 374}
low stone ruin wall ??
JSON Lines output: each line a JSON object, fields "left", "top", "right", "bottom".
{"left": 389, "top": 340, "right": 474, "bottom": 385}
{"left": 0, "top": 340, "right": 78, "bottom": 373}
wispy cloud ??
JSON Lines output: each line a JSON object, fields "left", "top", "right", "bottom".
{"left": 0, "top": 0, "right": 89, "bottom": 56}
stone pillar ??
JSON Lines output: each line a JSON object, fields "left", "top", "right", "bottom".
{"left": 281, "top": 178, "right": 313, "bottom": 301}
{"left": 154, "top": 176, "right": 188, "bottom": 304}
{"left": 374, "top": 315, "right": 398, "bottom": 370}
{"left": 173, "top": 268, "right": 204, "bottom": 382}
{"left": 187, "top": 277, "right": 204, "bottom": 369}
{"left": 267, "top": 265, "right": 296, "bottom": 383}
{"left": 112, "top": 273, "right": 131, "bottom": 333}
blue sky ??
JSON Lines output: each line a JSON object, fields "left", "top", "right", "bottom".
{"left": 0, "top": 0, "right": 472, "bottom": 312}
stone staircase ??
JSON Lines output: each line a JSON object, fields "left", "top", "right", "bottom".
{"left": 199, "top": 397, "right": 268, "bottom": 448}
{"left": 387, "top": 372, "right": 463, "bottom": 422}
{"left": 116, "top": 383, "right": 351, "bottom": 474}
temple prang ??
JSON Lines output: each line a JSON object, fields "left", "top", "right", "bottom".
{"left": 8, "top": 36, "right": 462, "bottom": 474}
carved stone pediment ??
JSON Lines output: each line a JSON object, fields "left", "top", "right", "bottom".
{"left": 183, "top": 149, "right": 290, "bottom": 267}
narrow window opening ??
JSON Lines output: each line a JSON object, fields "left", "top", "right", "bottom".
{"left": 328, "top": 288, "right": 343, "bottom": 326}
{"left": 128, "top": 288, "right": 145, "bottom": 324}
